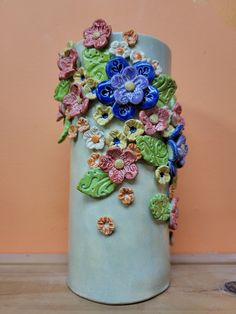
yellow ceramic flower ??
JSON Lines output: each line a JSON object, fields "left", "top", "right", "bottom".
{"left": 123, "top": 119, "right": 144, "bottom": 141}
{"left": 93, "top": 104, "right": 114, "bottom": 126}
{"left": 73, "top": 67, "right": 89, "bottom": 86}
{"left": 155, "top": 165, "right": 171, "bottom": 185}
{"left": 106, "top": 129, "right": 127, "bottom": 149}
{"left": 83, "top": 77, "right": 98, "bottom": 100}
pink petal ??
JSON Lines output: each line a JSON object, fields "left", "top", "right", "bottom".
{"left": 156, "top": 122, "right": 167, "bottom": 132}
{"left": 144, "top": 123, "right": 156, "bottom": 135}
{"left": 122, "top": 149, "right": 137, "bottom": 165}
{"left": 94, "top": 35, "right": 108, "bottom": 49}
{"left": 83, "top": 37, "right": 95, "bottom": 48}
{"left": 106, "top": 147, "right": 123, "bottom": 161}
{"left": 124, "top": 163, "right": 138, "bottom": 180}
{"left": 109, "top": 168, "right": 125, "bottom": 184}
{"left": 99, "top": 155, "right": 113, "bottom": 173}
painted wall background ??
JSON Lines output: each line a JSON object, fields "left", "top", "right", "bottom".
{"left": 0, "top": 0, "right": 235, "bottom": 254}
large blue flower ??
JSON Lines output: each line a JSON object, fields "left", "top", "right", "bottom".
{"left": 96, "top": 56, "right": 159, "bottom": 121}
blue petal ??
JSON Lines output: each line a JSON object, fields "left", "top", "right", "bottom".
{"left": 106, "top": 56, "right": 129, "bottom": 78}
{"left": 96, "top": 80, "right": 115, "bottom": 105}
{"left": 169, "top": 124, "right": 184, "bottom": 140}
{"left": 167, "top": 140, "right": 179, "bottom": 162}
{"left": 133, "top": 61, "right": 156, "bottom": 82}
{"left": 112, "top": 102, "right": 136, "bottom": 121}
{"left": 139, "top": 86, "right": 159, "bottom": 110}
{"left": 168, "top": 161, "right": 177, "bottom": 177}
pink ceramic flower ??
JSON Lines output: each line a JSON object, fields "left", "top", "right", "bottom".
{"left": 83, "top": 19, "right": 112, "bottom": 49}
{"left": 60, "top": 83, "right": 89, "bottom": 120}
{"left": 139, "top": 107, "right": 170, "bottom": 135}
{"left": 57, "top": 48, "right": 78, "bottom": 80}
{"left": 169, "top": 197, "right": 179, "bottom": 230}
{"left": 99, "top": 147, "right": 138, "bottom": 184}
{"left": 171, "top": 103, "right": 185, "bottom": 127}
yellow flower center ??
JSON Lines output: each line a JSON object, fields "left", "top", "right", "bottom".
{"left": 92, "top": 31, "right": 101, "bottom": 39}
{"left": 91, "top": 134, "right": 100, "bottom": 143}
{"left": 114, "top": 159, "right": 124, "bottom": 169}
{"left": 149, "top": 113, "right": 159, "bottom": 124}
{"left": 125, "top": 81, "right": 135, "bottom": 91}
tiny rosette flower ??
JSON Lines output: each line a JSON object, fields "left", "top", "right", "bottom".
{"left": 130, "top": 50, "right": 147, "bottom": 63}
{"left": 68, "top": 125, "right": 78, "bottom": 139}
{"left": 109, "top": 41, "right": 131, "bottom": 58}
{"left": 87, "top": 152, "right": 101, "bottom": 168}
{"left": 139, "top": 107, "right": 170, "bottom": 135}
{"left": 62, "top": 83, "right": 89, "bottom": 119}
{"left": 169, "top": 197, "right": 179, "bottom": 230}
{"left": 57, "top": 48, "right": 78, "bottom": 80}
{"left": 93, "top": 104, "right": 114, "bottom": 126}
{"left": 118, "top": 187, "right": 134, "bottom": 205}
{"left": 123, "top": 119, "right": 144, "bottom": 141}
{"left": 151, "top": 59, "right": 163, "bottom": 76}
{"left": 99, "top": 147, "right": 138, "bottom": 184}
{"left": 83, "top": 126, "right": 105, "bottom": 150}
{"left": 83, "top": 19, "right": 112, "bottom": 49}
{"left": 155, "top": 165, "right": 171, "bottom": 185}
{"left": 106, "top": 129, "right": 127, "bottom": 149}
{"left": 123, "top": 29, "right": 138, "bottom": 47}
{"left": 77, "top": 117, "right": 90, "bottom": 132}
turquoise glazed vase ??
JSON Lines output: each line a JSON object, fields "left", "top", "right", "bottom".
{"left": 54, "top": 20, "right": 188, "bottom": 305}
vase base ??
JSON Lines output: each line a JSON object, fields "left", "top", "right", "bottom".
{"left": 67, "top": 280, "right": 170, "bottom": 305}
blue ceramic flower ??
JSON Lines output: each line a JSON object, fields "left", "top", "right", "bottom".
{"left": 96, "top": 56, "right": 159, "bottom": 121}
{"left": 167, "top": 133, "right": 188, "bottom": 176}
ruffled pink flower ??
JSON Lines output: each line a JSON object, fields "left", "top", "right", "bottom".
{"left": 83, "top": 19, "right": 112, "bottom": 50}
{"left": 57, "top": 48, "right": 78, "bottom": 80}
{"left": 57, "top": 83, "right": 89, "bottom": 120}
{"left": 171, "top": 103, "right": 185, "bottom": 127}
{"left": 99, "top": 147, "right": 138, "bottom": 184}
{"left": 169, "top": 197, "right": 179, "bottom": 230}
{"left": 139, "top": 107, "right": 170, "bottom": 135}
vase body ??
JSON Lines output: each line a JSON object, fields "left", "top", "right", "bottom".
{"left": 68, "top": 33, "right": 171, "bottom": 304}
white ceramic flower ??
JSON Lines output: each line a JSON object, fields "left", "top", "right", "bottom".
{"left": 83, "top": 126, "right": 105, "bottom": 150}
{"left": 130, "top": 49, "right": 147, "bottom": 63}
{"left": 109, "top": 40, "right": 131, "bottom": 58}
{"left": 151, "top": 59, "right": 163, "bottom": 76}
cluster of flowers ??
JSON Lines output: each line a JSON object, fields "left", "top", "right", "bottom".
{"left": 54, "top": 19, "right": 188, "bottom": 233}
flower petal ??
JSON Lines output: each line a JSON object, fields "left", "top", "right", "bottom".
{"left": 105, "top": 56, "right": 129, "bottom": 78}
{"left": 94, "top": 35, "right": 108, "bottom": 49}
{"left": 122, "top": 150, "right": 137, "bottom": 165}
{"left": 110, "top": 74, "right": 124, "bottom": 89}
{"left": 96, "top": 80, "right": 115, "bottom": 105}
{"left": 114, "top": 87, "right": 129, "bottom": 104}
{"left": 109, "top": 168, "right": 125, "bottom": 184}
{"left": 112, "top": 102, "right": 136, "bottom": 121}
{"left": 139, "top": 86, "right": 159, "bottom": 110}
{"left": 122, "top": 66, "right": 137, "bottom": 81}
{"left": 167, "top": 140, "right": 179, "bottom": 162}
{"left": 133, "top": 61, "right": 156, "bottom": 82}
{"left": 133, "top": 75, "right": 149, "bottom": 89}
{"left": 127, "top": 87, "right": 144, "bottom": 105}
{"left": 124, "top": 163, "right": 138, "bottom": 180}
{"left": 169, "top": 124, "right": 184, "bottom": 140}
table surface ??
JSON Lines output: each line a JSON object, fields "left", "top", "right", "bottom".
{"left": 0, "top": 264, "right": 236, "bottom": 314}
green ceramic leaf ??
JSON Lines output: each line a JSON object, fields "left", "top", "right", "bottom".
{"left": 136, "top": 135, "right": 168, "bottom": 167}
{"left": 57, "top": 118, "right": 71, "bottom": 144}
{"left": 54, "top": 79, "right": 71, "bottom": 101}
{"left": 149, "top": 193, "right": 170, "bottom": 222}
{"left": 77, "top": 168, "right": 116, "bottom": 198}
{"left": 82, "top": 48, "right": 110, "bottom": 82}
{"left": 152, "top": 74, "right": 177, "bottom": 106}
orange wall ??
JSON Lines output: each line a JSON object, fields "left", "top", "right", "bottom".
{"left": 0, "top": 0, "right": 235, "bottom": 253}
